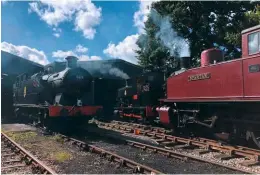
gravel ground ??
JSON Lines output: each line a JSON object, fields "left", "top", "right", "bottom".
{"left": 2, "top": 123, "right": 254, "bottom": 174}
{"left": 96, "top": 122, "right": 260, "bottom": 174}
{"left": 2, "top": 124, "right": 37, "bottom": 132}
{"left": 168, "top": 147, "right": 260, "bottom": 174}
{"left": 72, "top": 131, "right": 241, "bottom": 174}
{"left": 55, "top": 143, "right": 133, "bottom": 174}
{"left": 2, "top": 126, "right": 134, "bottom": 174}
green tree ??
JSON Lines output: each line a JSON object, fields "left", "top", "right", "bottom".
{"left": 136, "top": 16, "right": 177, "bottom": 73}
{"left": 225, "top": 4, "right": 260, "bottom": 49}
{"left": 137, "top": 1, "right": 259, "bottom": 70}
{"left": 136, "top": 10, "right": 179, "bottom": 73}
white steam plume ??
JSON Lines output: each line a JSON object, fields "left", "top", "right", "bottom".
{"left": 79, "top": 61, "right": 129, "bottom": 80}
{"left": 150, "top": 9, "right": 190, "bottom": 58}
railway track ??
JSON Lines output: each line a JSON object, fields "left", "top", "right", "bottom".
{"left": 1, "top": 132, "right": 55, "bottom": 174}
{"left": 56, "top": 134, "right": 163, "bottom": 174}
{"left": 13, "top": 123, "right": 163, "bottom": 174}
{"left": 94, "top": 120, "right": 260, "bottom": 174}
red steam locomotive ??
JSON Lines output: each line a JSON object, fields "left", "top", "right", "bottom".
{"left": 115, "top": 25, "right": 260, "bottom": 148}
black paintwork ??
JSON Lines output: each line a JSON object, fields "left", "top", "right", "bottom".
{"left": 13, "top": 66, "right": 93, "bottom": 106}
{"left": 116, "top": 71, "right": 165, "bottom": 107}
{"left": 2, "top": 74, "right": 14, "bottom": 117}
{"left": 13, "top": 58, "right": 128, "bottom": 119}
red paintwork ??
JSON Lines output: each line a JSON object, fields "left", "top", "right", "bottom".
{"left": 201, "top": 48, "right": 223, "bottom": 67}
{"left": 243, "top": 56, "right": 260, "bottom": 97}
{"left": 156, "top": 107, "right": 171, "bottom": 125}
{"left": 166, "top": 59, "right": 244, "bottom": 101}
{"left": 49, "top": 106, "right": 102, "bottom": 117}
{"left": 146, "top": 106, "right": 156, "bottom": 117}
{"left": 133, "top": 94, "right": 138, "bottom": 100}
{"left": 242, "top": 33, "right": 249, "bottom": 58}
{"left": 164, "top": 26, "right": 260, "bottom": 103}
{"left": 166, "top": 58, "right": 260, "bottom": 102}
{"left": 165, "top": 55, "right": 260, "bottom": 102}
{"left": 120, "top": 112, "right": 142, "bottom": 119}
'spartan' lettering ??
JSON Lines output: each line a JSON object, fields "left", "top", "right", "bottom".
{"left": 188, "top": 73, "right": 211, "bottom": 81}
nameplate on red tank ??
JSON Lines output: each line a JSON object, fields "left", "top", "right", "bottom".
{"left": 249, "top": 64, "right": 260, "bottom": 73}
{"left": 188, "top": 72, "right": 211, "bottom": 81}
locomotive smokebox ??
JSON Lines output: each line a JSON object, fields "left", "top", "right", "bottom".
{"left": 180, "top": 57, "right": 191, "bottom": 69}
{"left": 65, "top": 56, "right": 78, "bottom": 69}
{"left": 201, "top": 48, "right": 224, "bottom": 67}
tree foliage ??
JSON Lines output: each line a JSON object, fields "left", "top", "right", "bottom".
{"left": 136, "top": 16, "right": 176, "bottom": 73}
{"left": 136, "top": 2, "right": 260, "bottom": 70}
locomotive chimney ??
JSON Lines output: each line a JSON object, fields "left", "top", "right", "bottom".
{"left": 180, "top": 57, "right": 191, "bottom": 69}
{"left": 125, "top": 79, "right": 129, "bottom": 87}
{"left": 65, "top": 56, "right": 78, "bottom": 69}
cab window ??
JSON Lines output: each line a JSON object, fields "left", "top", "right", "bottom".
{"left": 248, "top": 31, "right": 260, "bottom": 55}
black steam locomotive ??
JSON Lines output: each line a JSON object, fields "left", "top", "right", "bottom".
{"left": 114, "top": 71, "right": 165, "bottom": 123}
{"left": 13, "top": 56, "right": 104, "bottom": 130}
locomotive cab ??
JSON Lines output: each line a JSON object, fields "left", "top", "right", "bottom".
{"left": 242, "top": 25, "right": 260, "bottom": 57}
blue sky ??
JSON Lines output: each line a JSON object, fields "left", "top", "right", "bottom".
{"left": 1, "top": 1, "right": 153, "bottom": 65}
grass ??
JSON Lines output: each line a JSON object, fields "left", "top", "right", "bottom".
{"left": 2, "top": 129, "right": 72, "bottom": 163}
{"left": 52, "top": 151, "right": 72, "bottom": 162}
{"left": 4, "top": 131, "right": 37, "bottom": 142}
{"left": 50, "top": 134, "right": 64, "bottom": 144}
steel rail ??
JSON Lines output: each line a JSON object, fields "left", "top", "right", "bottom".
{"left": 91, "top": 121, "right": 260, "bottom": 174}
{"left": 124, "top": 139, "right": 254, "bottom": 174}
{"left": 97, "top": 121, "right": 260, "bottom": 162}
{"left": 1, "top": 132, "right": 56, "bottom": 174}
{"left": 57, "top": 134, "right": 163, "bottom": 174}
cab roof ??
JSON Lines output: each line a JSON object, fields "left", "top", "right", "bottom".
{"left": 241, "top": 25, "right": 260, "bottom": 34}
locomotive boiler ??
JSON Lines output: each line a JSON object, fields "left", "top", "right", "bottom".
{"left": 13, "top": 56, "right": 103, "bottom": 130}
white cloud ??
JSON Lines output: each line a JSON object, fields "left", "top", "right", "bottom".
{"left": 103, "top": 34, "right": 139, "bottom": 64}
{"left": 90, "top": 56, "right": 101, "bottom": 60}
{"left": 75, "top": 44, "right": 88, "bottom": 53}
{"left": 52, "top": 45, "right": 101, "bottom": 61}
{"left": 103, "top": 0, "right": 159, "bottom": 65}
{"left": 53, "top": 33, "right": 60, "bottom": 38}
{"left": 74, "top": 7, "right": 102, "bottom": 40}
{"left": 79, "top": 55, "right": 101, "bottom": 61}
{"left": 28, "top": 0, "right": 102, "bottom": 39}
{"left": 134, "top": 0, "right": 159, "bottom": 34}
{"left": 1, "top": 41, "right": 49, "bottom": 65}
{"left": 52, "top": 50, "right": 77, "bottom": 59}
{"left": 53, "top": 27, "right": 62, "bottom": 38}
